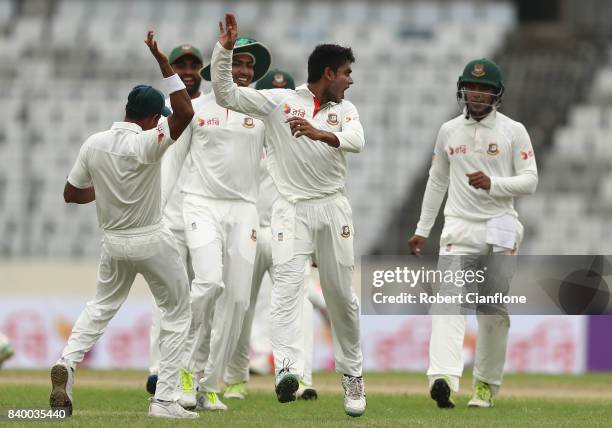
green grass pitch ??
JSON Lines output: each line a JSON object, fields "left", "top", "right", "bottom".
{"left": 2, "top": 370, "right": 612, "bottom": 427}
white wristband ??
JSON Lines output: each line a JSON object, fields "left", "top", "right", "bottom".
{"left": 163, "top": 74, "right": 186, "bottom": 94}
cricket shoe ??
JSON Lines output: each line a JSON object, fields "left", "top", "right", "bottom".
{"left": 342, "top": 374, "right": 366, "bottom": 417}
{"left": 148, "top": 398, "right": 199, "bottom": 419}
{"left": 224, "top": 382, "right": 248, "bottom": 400}
{"left": 177, "top": 368, "right": 197, "bottom": 410}
{"left": 49, "top": 360, "right": 75, "bottom": 416}
{"left": 274, "top": 359, "right": 299, "bottom": 403}
{"left": 468, "top": 381, "right": 494, "bottom": 408}
{"left": 430, "top": 377, "right": 455, "bottom": 409}
{"left": 196, "top": 391, "right": 228, "bottom": 411}
{"left": 0, "top": 337, "right": 14, "bottom": 368}
{"left": 297, "top": 380, "right": 318, "bottom": 400}
{"left": 146, "top": 373, "right": 158, "bottom": 395}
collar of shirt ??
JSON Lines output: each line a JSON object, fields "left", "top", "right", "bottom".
{"left": 111, "top": 122, "right": 143, "bottom": 133}
{"left": 463, "top": 109, "right": 497, "bottom": 129}
{"left": 295, "top": 84, "right": 338, "bottom": 116}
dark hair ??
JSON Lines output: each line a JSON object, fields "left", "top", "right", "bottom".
{"left": 307, "top": 44, "right": 355, "bottom": 83}
{"left": 125, "top": 105, "right": 153, "bottom": 120}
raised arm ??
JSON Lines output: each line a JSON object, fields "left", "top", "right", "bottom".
{"left": 211, "top": 13, "right": 281, "bottom": 118}
{"left": 145, "top": 31, "right": 193, "bottom": 140}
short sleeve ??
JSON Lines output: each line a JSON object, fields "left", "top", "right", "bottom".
{"left": 134, "top": 119, "right": 176, "bottom": 164}
{"left": 67, "top": 141, "right": 92, "bottom": 188}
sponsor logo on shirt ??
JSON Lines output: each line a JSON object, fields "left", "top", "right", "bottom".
{"left": 327, "top": 113, "right": 339, "bottom": 126}
{"left": 156, "top": 124, "right": 164, "bottom": 144}
{"left": 197, "top": 117, "right": 220, "bottom": 127}
{"left": 471, "top": 63, "right": 486, "bottom": 78}
{"left": 520, "top": 149, "right": 534, "bottom": 160}
{"left": 250, "top": 229, "right": 257, "bottom": 242}
{"left": 243, "top": 117, "right": 255, "bottom": 128}
{"left": 282, "top": 103, "right": 306, "bottom": 118}
{"left": 277, "top": 232, "right": 284, "bottom": 242}
{"left": 487, "top": 143, "right": 499, "bottom": 156}
{"left": 448, "top": 145, "right": 467, "bottom": 156}
{"left": 341, "top": 225, "right": 351, "bottom": 238}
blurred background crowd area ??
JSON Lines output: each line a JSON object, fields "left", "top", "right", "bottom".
{"left": 0, "top": 0, "right": 611, "bottom": 259}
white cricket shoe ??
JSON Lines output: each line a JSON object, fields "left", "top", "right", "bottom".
{"left": 196, "top": 391, "right": 228, "bottom": 411}
{"left": 224, "top": 382, "right": 248, "bottom": 400}
{"left": 177, "top": 368, "right": 197, "bottom": 410}
{"left": 148, "top": 398, "right": 199, "bottom": 419}
{"left": 342, "top": 374, "right": 366, "bottom": 417}
{"left": 468, "top": 381, "right": 494, "bottom": 408}
{"left": 49, "top": 360, "right": 75, "bottom": 416}
{"left": 297, "top": 380, "right": 318, "bottom": 400}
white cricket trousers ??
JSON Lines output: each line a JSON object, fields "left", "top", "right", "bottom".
{"left": 224, "top": 227, "right": 319, "bottom": 386}
{"left": 428, "top": 216, "right": 522, "bottom": 395}
{"left": 148, "top": 225, "right": 193, "bottom": 375}
{"left": 270, "top": 193, "right": 362, "bottom": 378}
{"left": 183, "top": 194, "right": 258, "bottom": 392}
{"left": 61, "top": 223, "right": 191, "bottom": 401}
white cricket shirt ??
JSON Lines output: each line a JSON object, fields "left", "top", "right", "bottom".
{"left": 210, "top": 42, "right": 365, "bottom": 203}
{"left": 67, "top": 121, "right": 175, "bottom": 230}
{"left": 161, "top": 94, "right": 207, "bottom": 230}
{"left": 174, "top": 91, "right": 265, "bottom": 204}
{"left": 415, "top": 111, "right": 538, "bottom": 238}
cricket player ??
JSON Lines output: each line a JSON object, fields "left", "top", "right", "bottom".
{"left": 211, "top": 14, "right": 366, "bottom": 417}
{"left": 173, "top": 35, "right": 270, "bottom": 411}
{"left": 223, "top": 68, "right": 326, "bottom": 402}
{"left": 146, "top": 44, "right": 206, "bottom": 409}
{"left": 408, "top": 58, "right": 538, "bottom": 408}
{"left": 50, "top": 32, "right": 197, "bottom": 419}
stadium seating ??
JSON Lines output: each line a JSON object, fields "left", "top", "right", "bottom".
{"left": 0, "top": 0, "right": 516, "bottom": 258}
{"left": 518, "top": 52, "right": 612, "bottom": 254}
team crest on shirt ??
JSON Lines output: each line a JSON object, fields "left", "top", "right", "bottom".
{"left": 250, "top": 229, "right": 257, "bottom": 242}
{"left": 487, "top": 143, "right": 499, "bottom": 156}
{"left": 327, "top": 113, "right": 339, "bottom": 126}
{"left": 471, "top": 63, "right": 486, "bottom": 78}
{"left": 273, "top": 73, "right": 287, "bottom": 87}
{"left": 520, "top": 149, "right": 534, "bottom": 160}
{"left": 283, "top": 103, "right": 291, "bottom": 114}
{"left": 277, "top": 232, "right": 284, "bottom": 242}
{"left": 341, "top": 225, "right": 351, "bottom": 238}
{"left": 242, "top": 117, "right": 255, "bottom": 128}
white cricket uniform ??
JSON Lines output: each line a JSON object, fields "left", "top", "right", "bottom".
{"left": 415, "top": 110, "right": 537, "bottom": 394}
{"left": 224, "top": 161, "right": 325, "bottom": 386}
{"left": 148, "top": 94, "right": 206, "bottom": 375}
{"left": 211, "top": 42, "right": 364, "bottom": 378}
{"left": 176, "top": 91, "right": 263, "bottom": 392}
{"left": 61, "top": 121, "right": 191, "bottom": 402}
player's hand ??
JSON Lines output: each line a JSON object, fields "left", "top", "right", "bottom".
{"left": 408, "top": 235, "right": 426, "bottom": 256}
{"left": 219, "top": 13, "right": 238, "bottom": 50}
{"left": 145, "top": 31, "right": 169, "bottom": 65}
{"left": 466, "top": 171, "right": 491, "bottom": 190}
{"left": 286, "top": 117, "right": 322, "bottom": 140}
